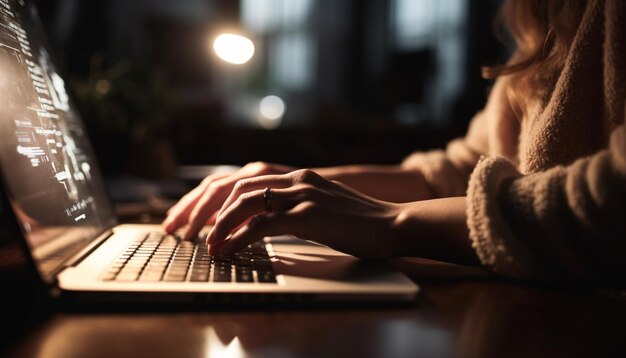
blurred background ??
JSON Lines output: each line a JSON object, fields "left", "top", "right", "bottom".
{"left": 32, "top": 0, "right": 507, "bottom": 184}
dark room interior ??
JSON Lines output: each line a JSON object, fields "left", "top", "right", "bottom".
{"left": 33, "top": 0, "right": 505, "bottom": 178}
{"left": 2, "top": 1, "right": 626, "bottom": 357}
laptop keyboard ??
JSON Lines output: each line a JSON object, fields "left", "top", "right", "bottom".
{"left": 102, "top": 232, "right": 277, "bottom": 283}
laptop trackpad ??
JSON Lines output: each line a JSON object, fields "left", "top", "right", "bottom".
{"left": 268, "top": 237, "right": 396, "bottom": 284}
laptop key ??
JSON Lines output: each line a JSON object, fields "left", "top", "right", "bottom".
{"left": 190, "top": 272, "right": 210, "bottom": 282}
{"left": 163, "top": 273, "right": 187, "bottom": 281}
{"left": 102, "top": 272, "right": 117, "bottom": 281}
{"left": 139, "top": 273, "right": 164, "bottom": 281}
{"left": 191, "top": 261, "right": 210, "bottom": 270}
{"left": 253, "top": 258, "right": 272, "bottom": 268}
{"left": 256, "top": 270, "right": 277, "bottom": 283}
{"left": 236, "top": 268, "right": 254, "bottom": 283}
{"left": 213, "top": 269, "right": 232, "bottom": 282}
{"left": 169, "top": 262, "right": 189, "bottom": 269}
{"left": 116, "top": 271, "right": 140, "bottom": 281}
{"left": 105, "top": 234, "right": 277, "bottom": 284}
{"left": 168, "top": 269, "right": 189, "bottom": 276}
{"left": 213, "top": 255, "right": 232, "bottom": 262}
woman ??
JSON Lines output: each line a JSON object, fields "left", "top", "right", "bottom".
{"left": 163, "top": 0, "right": 626, "bottom": 287}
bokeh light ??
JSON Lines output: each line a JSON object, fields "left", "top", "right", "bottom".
{"left": 213, "top": 33, "right": 255, "bottom": 65}
{"left": 258, "top": 95, "right": 285, "bottom": 129}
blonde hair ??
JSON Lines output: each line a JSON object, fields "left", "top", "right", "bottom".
{"left": 483, "top": 0, "right": 587, "bottom": 113}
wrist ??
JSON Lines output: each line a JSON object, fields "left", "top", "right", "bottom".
{"left": 389, "top": 202, "right": 420, "bottom": 258}
{"left": 314, "top": 165, "right": 434, "bottom": 203}
{"left": 389, "top": 197, "right": 480, "bottom": 265}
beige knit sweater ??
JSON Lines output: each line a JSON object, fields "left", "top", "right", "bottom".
{"left": 402, "top": 0, "right": 626, "bottom": 286}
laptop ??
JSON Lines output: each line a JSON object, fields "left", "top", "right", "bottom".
{"left": 0, "top": 0, "right": 418, "bottom": 304}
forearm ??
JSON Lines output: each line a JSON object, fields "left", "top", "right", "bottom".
{"left": 313, "top": 164, "right": 435, "bottom": 202}
{"left": 392, "top": 196, "right": 480, "bottom": 266}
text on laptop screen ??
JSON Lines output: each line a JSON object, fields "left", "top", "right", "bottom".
{"left": 0, "top": 0, "right": 116, "bottom": 278}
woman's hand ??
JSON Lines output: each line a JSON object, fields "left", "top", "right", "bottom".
{"left": 162, "top": 162, "right": 295, "bottom": 239}
{"left": 206, "top": 169, "right": 402, "bottom": 259}
{"left": 163, "top": 162, "right": 479, "bottom": 265}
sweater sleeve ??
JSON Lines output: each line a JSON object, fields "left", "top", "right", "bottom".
{"left": 400, "top": 115, "right": 486, "bottom": 198}
{"left": 467, "top": 121, "right": 626, "bottom": 286}
{"left": 400, "top": 99, "right": 498, "bottom": 198}
{"left": 401, "top": 77, "right": 516, "bottom": 199}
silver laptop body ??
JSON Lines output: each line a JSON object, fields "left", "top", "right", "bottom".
{"left": 0, "top": 0, "right": 418, "bottom": 303}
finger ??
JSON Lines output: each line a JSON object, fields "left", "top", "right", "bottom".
{"left": 162, "top": 186, "right": 204, "bottom": 233}
{"left": 184, "top": 183, "right": 229, "bottom": 240}
{"left": 184, "top": 168, "right": 268, "bottom": 240}
{"left": 175, "top": 173, "right": 230, "bottom": 215}
{"left": 183, "top": 168, "right": 313, "bottom": 240}
{"left": 166, "top": 185, "right": 202, "bottom": 216}
{"left": 216, "top": 169, "right": 325, "bottom": 219}
{"left": 218, "top": 174, "right": 296, "bottom": 219}
{"left": 212, "top": 210, "right": 302, "bottom": 255}
{"left": 207, "top": 211, "right": 219, "bottom": 225}
{"left": 162, "top": 173, "right": 229, "bottom": 233}
{"left": 208, "top": 188, "right": 299, "bottom": 244}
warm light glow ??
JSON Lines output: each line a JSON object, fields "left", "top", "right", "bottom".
{"left": 204, "top": 327, "right": 246, "bottom": 358}
{"left": 95, "top": 79, "right": 111, "bottom": 95}
{"left": 258, "top": 95, "right": 285, "bottom": 129}
{"left": 259, "top": 95, "right": 285, "bottom": 120}
{"left": 213, "top": 33, "right": 255, "bottom": 65}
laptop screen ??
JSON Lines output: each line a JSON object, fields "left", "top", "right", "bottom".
{"left": 0, "top": 0, "right": 116, "bottom": 280}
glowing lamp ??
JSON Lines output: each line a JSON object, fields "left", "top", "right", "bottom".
{"left": 213, "top": 33, "right": 255, "bottom": 65}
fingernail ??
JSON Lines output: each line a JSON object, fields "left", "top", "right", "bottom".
{"left": 206, "top": 228, "right": 216, "bottom": 244}
{"left": 210, "top": 234, "right": 230, "bottom": 252}
{"left": 216, "top": 238, "right": 232, "bottom": 255}
{"left": 184, "top": 229, "right": 194, "bottom": 240}
{"left": 208, "top": 241, "right": 223, "bottom": 255}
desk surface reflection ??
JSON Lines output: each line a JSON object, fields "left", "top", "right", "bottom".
{"left": 7, "top": 258, "right": 626, "bottom": 358}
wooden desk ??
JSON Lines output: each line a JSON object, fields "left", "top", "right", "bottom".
{"left": 5, "top": 259, "right": 626, "bottom": 358}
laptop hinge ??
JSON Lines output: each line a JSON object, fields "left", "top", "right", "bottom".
{"left": 63, "top": 230, "right": 114, "bottom": 268}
